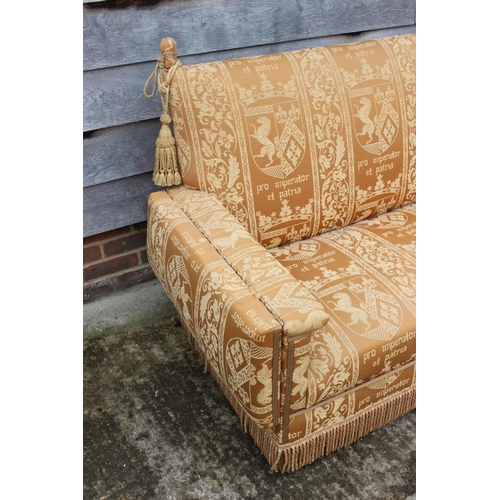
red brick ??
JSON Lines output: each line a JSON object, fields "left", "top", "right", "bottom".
{"left": 103, "top": 231, "right": 147, "bottom": 257}
{"left": 83, "top": 245, "right": 102, "bottom": 264}
{"left": 83, "top": 253, "right": 139, "bottom": 282}
{"left": 113, "top": 266, "right": 155, "bottom": 289}
{"left": 83, "top": 226, "right": 130, "bottom": 246}
{"left": 83, "top": 266, "right": 156, "bottom": 302}
{"left": 133, "top": 221, "right": 147, "bottom": 231}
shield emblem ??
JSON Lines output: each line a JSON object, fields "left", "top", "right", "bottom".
{"left": 350, "top": 82, "right": 399, "bottom": 155}
{"left": 364, "top": 211, "right": 408, "bottom": 229}
{"left": 245, "top": 100, "right": 306, "bottom": 179}
{"left": 276, "top": 240, "right": 321, "bottom": 261}
{"left": 226, "top": 338, "right": 274, "bottom": 410}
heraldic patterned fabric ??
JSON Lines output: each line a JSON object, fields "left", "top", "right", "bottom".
{"left": 147, "top": 33, "right": 416, "bottom": 472}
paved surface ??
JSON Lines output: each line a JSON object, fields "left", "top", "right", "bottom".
{"left": 83, "top": 280, "right": 416, "bottom": 499}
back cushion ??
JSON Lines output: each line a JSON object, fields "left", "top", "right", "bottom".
{"left": 169, "top": 34, "right": 416, "bottom": 248}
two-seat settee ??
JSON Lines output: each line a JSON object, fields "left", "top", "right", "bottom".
{"left": 145, "top": 33, "right": 416, "bottom": 472}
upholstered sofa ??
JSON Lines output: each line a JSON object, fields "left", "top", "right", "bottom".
{"left": 145, "top": 33, "right": 416, "bottom": 472}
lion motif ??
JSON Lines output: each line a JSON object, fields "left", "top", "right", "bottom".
{"left": 354, "top": 97, "right": 378, "bottom": 144}
{"left": 250, "top": 117, "right": 280, "bottom": 167}
{"left": 331, "top": 292, "right": 370, "bottom": 331}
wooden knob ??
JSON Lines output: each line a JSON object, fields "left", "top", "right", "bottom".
{"left": 160, "top": 37, "right": 178, "bottom": 69}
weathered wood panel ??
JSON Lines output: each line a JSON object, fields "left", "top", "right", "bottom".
{"left": 84, "top": 120, "right": 158, "bottom": 187}
{"left": 84, "top": 25, "right": 415, "bottom": 132}
{"left": 83, "top": 173, "right": 163, "bottom": 237}
{"left": 84, "top": 63, "right": 162, "bottom": 132}
{"left": 84, "top": 0, "right": 416, "bottom": 71}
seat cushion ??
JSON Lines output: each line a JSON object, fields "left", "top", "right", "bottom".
{"left": 269, "top": 203, "right": 416, "bottom": 411}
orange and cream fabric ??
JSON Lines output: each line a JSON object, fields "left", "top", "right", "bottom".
{"left": 146, "top": 33, "right": 416, "bottom": 472}
{"left": 168, "top": 34, "right": 415, "bottom": 248}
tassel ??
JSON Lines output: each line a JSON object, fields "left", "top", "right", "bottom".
{"left": 153, "top": 113, "right": 178, "bottom": 187}
{"left": 144, "top": 38, "right": 182, "bottom": 187}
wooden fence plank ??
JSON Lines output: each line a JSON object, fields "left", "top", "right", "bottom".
{"left": 83, "top": 173, "right": 163, "bottom": 237}
{"left": 84, "top": 25, "right": 415, "bottom": 132}
{"left": 83, "top": 0, "right": 416, "bottom": 71}
{"left": 84, "top": 120, "right": 158, "bottom": 187}
{"left": 84, "top": 62, "right": 162, "bottom": 132}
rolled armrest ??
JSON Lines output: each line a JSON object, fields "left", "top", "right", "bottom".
{"left": 148, "top": 190, "right": 278, "bottom": 336}
{"left": 166, "top": 186, "right": 330, "bottom": 337}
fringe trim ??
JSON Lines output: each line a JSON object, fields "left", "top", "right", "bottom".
{"left": 267, "top": 387, "right": 416, "bottom": 473}
{"left": 180, "top": 317, "right": 415, "bottom": 473}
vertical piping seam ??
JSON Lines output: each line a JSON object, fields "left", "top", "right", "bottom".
{"left": 282, "top": 337, "right": 295, "bottom": 445}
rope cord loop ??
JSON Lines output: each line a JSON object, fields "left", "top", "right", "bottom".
{"left": 143, "top": 56, "right": 166, "bottom": 99}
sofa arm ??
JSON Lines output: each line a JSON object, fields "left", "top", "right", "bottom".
{"left": 148, "top": 186, "right": 329, "bottom": 429}
{"left": 166, "top": 186, "right": 330, "bottom": 337}
{"left": 148, "top": 189, "right": 284, "bottom": 428}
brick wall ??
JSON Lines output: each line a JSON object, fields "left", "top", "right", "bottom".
{"left": 83, "top": 222, "right": 155, "bottom": 302}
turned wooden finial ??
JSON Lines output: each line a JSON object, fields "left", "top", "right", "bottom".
{"left": 160, "top": 37, "right": 178, "bottom": 69}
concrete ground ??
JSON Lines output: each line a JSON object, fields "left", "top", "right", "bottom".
{"left": 83, "top": 279, "right": 416, "bottom": 500}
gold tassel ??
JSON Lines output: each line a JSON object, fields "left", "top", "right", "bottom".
{"left": 153, "top": 113, "right": 180, "bottom": 187}
{"left": 144, "top": 38, "right": 182, "bottom": 187}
